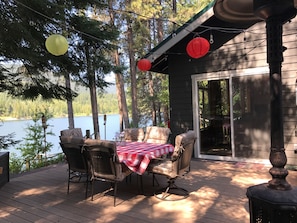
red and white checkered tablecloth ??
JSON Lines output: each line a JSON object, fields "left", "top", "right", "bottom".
{"left": 117, "top": 141, "right": 174, "bottom": 175}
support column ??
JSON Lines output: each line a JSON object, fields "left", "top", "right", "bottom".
{"left": 246, "top": 2, "right": 297, "bottom": 223}
{"left": 266, "top": 15, "right": 291, "bottom": 190}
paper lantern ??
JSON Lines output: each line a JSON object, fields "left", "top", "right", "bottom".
{"left": 186, "top": 37, "right": 210, "bottom": 59}
{"left": 45, "top": 34, "right": 68, "bottom": 56}
{"left": 137, "top": 59, "right": 151, "bottom": 71}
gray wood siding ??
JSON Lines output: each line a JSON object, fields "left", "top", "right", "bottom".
{"left": 168, "top": 18, "right": 297, "bottom": 165}
{"left": 281, "top": 18, "right": 297, "bottom": 166}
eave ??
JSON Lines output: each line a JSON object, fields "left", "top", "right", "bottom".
{"left": 143, "top": 0, "right": 260, "bottom": 74}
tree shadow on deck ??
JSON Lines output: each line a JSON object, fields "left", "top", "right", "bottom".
{"left": 0, "top": 160, "right": 281, "bottom": 223}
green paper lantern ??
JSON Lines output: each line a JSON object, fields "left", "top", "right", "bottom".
{"left": 45, "top": 34, "right": 68, "bottom": 56}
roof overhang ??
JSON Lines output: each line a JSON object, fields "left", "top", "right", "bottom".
{"left": 143, "top": 1, "right": 259, "bottom": 74}
{"left": 144, "top": 2, "right": 216, "bottom": 73}
{"left": 143, "top": 0, "right": 297, "bottom": 74}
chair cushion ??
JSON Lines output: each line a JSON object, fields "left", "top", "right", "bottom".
{"left": 95, "top": 163, "right": 132, "bottom": 181}
{"left": 60, "top": 128, "right": 83, "bottom": 137}
{"left": 124, "top": 128, "right": 144, "bottom": 142}
{"left": 175, "top": 130, "right": 196, "bottom": 147}
{"left": 144, "top": 126, "right": 171, "bottom": 144}
{"left": 148, "top": 130, "right": 196, "bottom": 180}
{"left": 60, "top": 136, "right": 85, "bottom": 145}
{"left": 148, "top": 160, "right": 177, "bottom": 178}
{"left": 84, "top": 139, "right": 132, "bottom": 182}
{"left": 181, "top": 130, "right": 196, "bottom": 146}
{"left": 84, "top": 138, "right": 116, "bottom": 147}
{"left": 172, "top": 130, "right": 196, "bottom": 159}
{"left": 83, "top": 139, "right": 121, "bottom": 163}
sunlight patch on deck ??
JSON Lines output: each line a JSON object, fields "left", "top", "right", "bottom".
{"left": 231, "top": 173, "right": 269, "bottom": 187}
{"left": 151, "top": 186, "right": 219, "bottom": 222}
{"left": 16, "top": 186, "right": 56, "bottom": 197}
{"left": 0, "top": 209, "right": 14, "bottom": 218}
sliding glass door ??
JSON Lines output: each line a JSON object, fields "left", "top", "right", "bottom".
{"left": 193, "top": 68, "right": 270, "bottom": 160}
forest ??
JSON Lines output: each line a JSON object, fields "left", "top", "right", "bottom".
{"left": 0, "top": 91, "right": 118, "bottom": 119}
{"left": 0, "top": 0, "right": 211, "bottom": 130}
{"left": 0, "top": 0, "right": 211, "bottom": 172}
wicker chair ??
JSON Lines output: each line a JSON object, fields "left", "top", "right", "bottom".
{"left": 147, "top": 130, "right": 196, "bottom": 201}
{"left": 83, "top": 139, "right": 132, "bottom": 206}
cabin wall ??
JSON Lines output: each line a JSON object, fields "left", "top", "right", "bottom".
{"left": 168, "top": 18, "right": 297, "bottom": 165}
{"left": 281, "top": 18, "right": 297, "bottom": 166}
{"left": 168, "top": 57, "right": 194, "bottom": 140}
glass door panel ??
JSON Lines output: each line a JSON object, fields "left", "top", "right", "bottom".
{"left": 199, "top": 79, "right": 231, "bottom": 156}
{"left": 232, "top": 74, "right": 270, "bottom": 158}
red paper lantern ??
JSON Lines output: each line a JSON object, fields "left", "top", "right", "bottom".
{"left": 186, "top": 37, "right": 210, "bottom": 59}
{"left": 137, "top": 59, "right": 152, "bottom": 71}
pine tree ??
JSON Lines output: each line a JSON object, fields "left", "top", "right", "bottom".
{"left": 0, "top": 0, "right": 75, "bottom": 100}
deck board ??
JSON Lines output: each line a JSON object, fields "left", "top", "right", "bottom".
{"left": 1, "top": 159, "right": 297, "bottom": 223}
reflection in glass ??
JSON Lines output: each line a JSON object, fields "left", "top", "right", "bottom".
{"left": 199, "top": 79, "right": 231, "bottom": 156}
{"left": 233, "top": 74, "right": 270, "bottom": 158}
{"left": 198, "top": 73, "right": 270, "bottom": 158}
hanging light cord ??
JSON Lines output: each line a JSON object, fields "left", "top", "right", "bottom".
{"left": 13, "top": 0, "right": 266, "bottom": 41}
{"left": 14, "top": 0, "right": 107, "bottom": 43}
{"left": 12, "top": 0, "right": 271, "bottom": 61}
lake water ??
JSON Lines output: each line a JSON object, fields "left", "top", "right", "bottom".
{"left": 0, "top": 114, "right": 120, "bottom": 157}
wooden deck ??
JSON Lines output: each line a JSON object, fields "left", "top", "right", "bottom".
{"left": 1, "top": 159, "right": 297, "bottom": 223}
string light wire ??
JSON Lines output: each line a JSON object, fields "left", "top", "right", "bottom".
{"left": 13, "top": 0, "right": 266, "bottom": 42}
{"left": 14, "top": 0, "right": 107, "bottom": 43}
{"left": 13, "top": 0, "right": 268, "bottom": 61}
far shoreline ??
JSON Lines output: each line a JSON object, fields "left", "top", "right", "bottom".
{"left": 0, "top": 113, "right": 117, "bottom": 122}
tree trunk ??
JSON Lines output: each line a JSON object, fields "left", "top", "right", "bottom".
{"left": 86, "top": 45, "right": 100, "bottom": 139}
{"left": 163, "top": 103, "right": 169, "bottom": 127}
{"left": 65, "top": 73, "right": 75, "bottom": 129}
{"left": 108, "top": 0, "right": 129, "bottom": 131}
{"left": 156, "top": 11, "right": 166, "bottom": 126}
{"left": 148, "top": 72, "right": 157, "bottom": 125}
{"left": 89, "top": 74, "right": 100, "bottom": 139}
{"left": 114, "top": 51, "right": 130, "bottom": 130}
{"left": 128, "top": 25, "right": 139, "bottom": 127}
{"left": 126, "top": 0, "right": 139, "bottom": 127}
{"left": 157, "top": 102, "right": 162, "bottom": 125}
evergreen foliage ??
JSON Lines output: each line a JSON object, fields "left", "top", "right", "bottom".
{"left": 12, "top": 111, "right": 58, "bottom": 172}
{"left": 0, "top": 0, "right": 212, "bottom": 174}
{"left": 119, "top": 0, "right": 211, "bottom": 126}
{"left": 0, "top": 0, "right": 76, "bottom": 100}
{"left": 0, "top": 0, "right": 119, "bottom": 100}
{"left": 16, "top": 111, "right": 54, "bottom": 160}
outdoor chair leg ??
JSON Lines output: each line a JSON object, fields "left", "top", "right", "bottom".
{"left": 154, "top": 178, "right": 189, "bottom": 201}
{"left": 152, "top": 174, "right": 159, "bottom": 187}
{"left": 91, "top": 180, "right": 94, "bottom": 201}
{"left": 85, "top": 176, "right": 89, "bottom": 199}
{"left": 136, "top": 175, "right": 143, "bottom": 194}
{"left": 113, "top": 183, "right": 118, "bottom": 207}
{"left": 126, "top": 174, "right": 132, "bottom": 183}
{"left": 67, "top": 170, "right": 70, "bottom": 194}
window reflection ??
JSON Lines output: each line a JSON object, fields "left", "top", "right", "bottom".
{"left": 198, "top": 74, "right": 270, "bottom": 158}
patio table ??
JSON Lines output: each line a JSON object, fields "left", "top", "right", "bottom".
{"left": 117, "top": 141, "right": 174, "bottom": 175}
